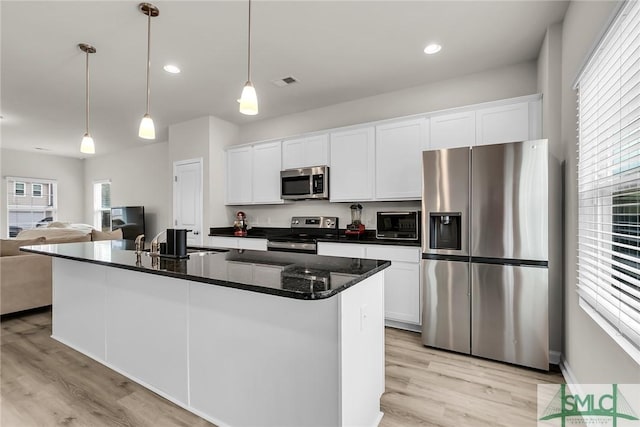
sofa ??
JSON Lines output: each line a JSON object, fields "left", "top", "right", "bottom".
{"left": 0, "top": 226, "right": 122, "bottom": 315}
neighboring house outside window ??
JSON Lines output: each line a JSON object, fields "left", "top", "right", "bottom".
{"left": 6, "top": 177, "right": 57, "bottom": 237}
{"left": 93, "top": 180, "right": 111, "bottom": 232}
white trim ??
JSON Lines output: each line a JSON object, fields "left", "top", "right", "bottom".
{"left": 579, "top": 298, "right": 640, "bottom": 366}
{"left": 4, "top": 176, "right": 57, "bottom": 184}
{"left": 559, "top": 357, "right": 585, "bottom": 397}
{"left": 14, "top": 181, "right": 25, "bottom": 197}
{"left": 572, "top": 0, "right": 627, "bottom": 89}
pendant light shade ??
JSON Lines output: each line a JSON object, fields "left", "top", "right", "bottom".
{"left": 139, "top": 3, "right": 159, "bottom": 140}
{"left": 239, "top": 0, "right": 258, "bottom": 115}
{"left": 79, "top": 43, "right": 96, "bottom": 154}
{"left": 239, "top": 81, "right": 258, "bottom": 115}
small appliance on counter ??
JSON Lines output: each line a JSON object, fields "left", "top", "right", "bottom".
{"left": 163, "top": 228, "right": 189, "bottom": 258}
{"left": 376, "top": 211, "right": 420, "bottom": 241}
{"left": 345, "top": 204, "right": 365, "bottom": 237}
{"left": 233, "top": 211, "right": 248, "bottom": 236}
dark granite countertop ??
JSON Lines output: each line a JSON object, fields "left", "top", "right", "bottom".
{"left": 21, "top": 240, "right": 390, "bottom": 300}
{"left": 209, "top": 227, "right": 421, "bottom": 247}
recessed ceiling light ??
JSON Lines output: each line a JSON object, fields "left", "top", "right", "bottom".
{"left": 163, "top": 64, "right": 181, "bottom": 74}
{"left": 423, "top": 44, "right": 442, "bottom": 55}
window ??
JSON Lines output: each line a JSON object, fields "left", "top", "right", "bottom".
{"left": 6, "top": 177, "right": 57, "bottom": 237}
{"left": 576, "top": 0, "right": 640, "bottom": 362}
{"left": 93, "top": 181, "right": 111, "bottom": 232}
{"left": 14, "top": 182, "right": 25, "bottom": 197}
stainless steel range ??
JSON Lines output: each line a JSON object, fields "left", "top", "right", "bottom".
{"left": 267, "top": 216, "right": 339, "bottom": 254}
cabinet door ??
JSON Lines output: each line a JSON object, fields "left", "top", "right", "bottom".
{"left": 282, "top": 135, "right": 329, "bottom": 169}
{"left": 252, "top": 141, "right": 283, "bottom": 204}
{"left": 383, "top": 261, "right": 421, "bottom": 324}
{"left": 375, "top": 119, "right": 426, "bottom": 200}
{"left": 430, "top": 111, "right": 476, "bottom": 149}
{"left": 210, "top": 236, "right": 239, "bottom": 249}
{"left": 225, "top": 146, "right": 253, "bottom": 205}
{"left": 475, "top": 102, "right": 529, "bottom": 146}
{"left": 329, "top": 127, "right": 375, "bottom": 202}
{"left": 237, "top": 238, "right": 268, "bottom": 251}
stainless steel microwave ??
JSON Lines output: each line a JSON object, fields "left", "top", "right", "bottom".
{"left": 376, "top": 211, "right": 420, "bottom": 240}
{"left": 280, "top": 166, "right": 329, "bottom": 200}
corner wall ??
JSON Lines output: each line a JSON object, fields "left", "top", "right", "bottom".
{"left": 561, "top": 0, "right": 640, "bottom": 382}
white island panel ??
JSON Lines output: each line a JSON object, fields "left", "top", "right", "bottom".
{"left": 52, "top": 259, "right": 107, "bottom": 361}
{"left": 105, "top": 267, "right": 189, "bottom": 405}
{"left": 189, "top": 282, "right": 340, "bottom": 427}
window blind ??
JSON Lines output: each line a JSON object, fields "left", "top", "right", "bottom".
{"left": 577, "top": 0, "right": 640, "bottom": 360}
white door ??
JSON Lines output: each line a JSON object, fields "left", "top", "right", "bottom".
{"left": 174, "top": 159, "right": 203, "bottom": 246}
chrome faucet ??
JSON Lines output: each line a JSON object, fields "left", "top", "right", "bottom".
{"left": 150, "top": 230, "right": 166, "bottom": 256}
{"left": 134, "top": 234, "right": 145, "bottom": 254}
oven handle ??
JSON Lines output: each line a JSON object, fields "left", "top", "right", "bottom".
{"left": 267, "top": 240, "right": 317, "bottom": 253}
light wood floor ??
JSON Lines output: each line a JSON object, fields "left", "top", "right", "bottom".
{"left": 1, "top": 308, "right": 563, "bottom": 426}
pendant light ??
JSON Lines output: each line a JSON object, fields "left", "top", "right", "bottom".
{"left": 138, "top": 3, "right": 159, "bottom": 139}
{"left": 79, "top": 43, "right": 96, "bottom": 154}
{"left": 238, "top": 0, "right": 258, "bottom": 115}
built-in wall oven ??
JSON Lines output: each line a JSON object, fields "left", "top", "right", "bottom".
{"left": 280, "top": 166, "right": 329, "bottom": 200}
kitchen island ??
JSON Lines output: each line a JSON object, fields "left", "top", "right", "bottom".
{"left": 22, "top": 241, "right": 389, "bottom": 427}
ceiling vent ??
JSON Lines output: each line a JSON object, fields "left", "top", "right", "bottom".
{"left": 271, "top": 76, "right": 299, "bottom": 87}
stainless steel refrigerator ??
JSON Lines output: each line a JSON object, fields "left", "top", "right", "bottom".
{"left": 421, "top": 139, "right": 556, "bottom": 370}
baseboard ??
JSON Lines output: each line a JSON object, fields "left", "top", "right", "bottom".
{"left": 559, "top": 357, "right": 584, "bottom": 396}
{"left": 384, "top": 319, "right": 421, "bottom": 333}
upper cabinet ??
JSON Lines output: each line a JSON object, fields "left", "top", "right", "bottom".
{"left": 225, "top": 146, "right": 253, "bottom": 205}
{"left": 252, "top": 141, "right": 282, "bottom": 204}
{"left": 282, "top": 134, "right": 329, "bottom": 169}
{"left": 330, "top": 127, "right": 375, "bottom": 202}
{"left": 375, "top": 118, "right": 428, "bottom": 200}
{"left": 225, "top": 141, "right": 283, "bottom": 206}
{"left": 429, "top": 111, "right": 476, "bottom": 150}
{"left": 475, "top": 101, "right": 530, "bottom": 146}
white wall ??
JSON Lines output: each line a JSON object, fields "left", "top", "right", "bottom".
{"left": 561, "top": 0, "right": 640, "bottom": 382}
{"left": 537, "top": 22, "right": 564, "bottom": 364}
{"left": 1, "top": 149, "right": 85, "bottom": 238}
{"left": 168, "top": 116, "right": 238, "bottom": 231}
{"left": 239, "top": 61, "right": 538, "bottom": 144}
{"left": 83, "top": 142, "right": 172, "bottom": 239}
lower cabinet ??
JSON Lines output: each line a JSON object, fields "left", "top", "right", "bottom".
{"left": 317, "top": 242, "right": 421, "bottom": 327}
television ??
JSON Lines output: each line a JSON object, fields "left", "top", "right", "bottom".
{"left": 110, "top": 206, "right": 145, "bottom": 240}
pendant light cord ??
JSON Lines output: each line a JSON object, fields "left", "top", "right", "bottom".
{"left": 247, "top": 0, "right": 252, "bottom": 82}
{"left": 145, "top": 11, "right": 151, "bottom": 115}
{"left": 85, "top": 50, "right": 90, "bottom": 134}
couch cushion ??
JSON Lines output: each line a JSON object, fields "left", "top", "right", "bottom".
{"left": 91, "top": 228, "right": 123, "bottom": 241}
{"left": 0, "top": 237, "right": 46, "bottom": 257}
{"left": 16, "top": 228, "right": 91, "bottom": 243}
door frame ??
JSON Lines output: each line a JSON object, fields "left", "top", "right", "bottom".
{"left": 173, "top": 157, "right": 204, "bottom": 246}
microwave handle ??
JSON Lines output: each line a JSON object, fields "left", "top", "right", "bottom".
{"left": 378, "top": 212, "right": 414, "bottom": 215}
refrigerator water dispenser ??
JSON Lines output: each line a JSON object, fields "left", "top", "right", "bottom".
{"left": 429, "top": 213, "right": 462, "bottom": 250}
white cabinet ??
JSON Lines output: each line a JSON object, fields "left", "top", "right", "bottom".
{"left": 329, "top": 127, "right": 375, "bottom": 202}
{"left": 209, "top": 236, "right": 268, "bottom": 251}
{"left": 252, "top": 141, "right": 282, "bottom": 204}
{"left": 225, "top": 141, "right": 283, "bottom": 205}
{"left": 225, "top": 146, "right": 253, "bottom": 205}
{"left": 316, "top": 242, "right": 421, "bottom": 327}
{"left": 375, "top": 118, "right": 427, "bottom": 200}
{"left": 475, "top": 102, "right": 530, "bottom": 146}
{"left": 429, "top": 111, "right": 476, "bottom": 149}
{"left": 282, "top": 134, "right": 329, "bottom": 169}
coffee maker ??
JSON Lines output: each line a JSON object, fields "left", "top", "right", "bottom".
{"left": 345, "top": 204, "right": 365, "bottom": 236}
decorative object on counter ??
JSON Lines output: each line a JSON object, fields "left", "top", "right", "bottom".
{"left": 233, "top": 211, "right": 248, "bottom": 236}
{"left": 78, "top": 43, "right": 96, "bottom": 154}
{"left": 138, "top": 2, "right": 159, "bottom": 139}
{"left": 238, "top": 0, "right": 258, "bottom": 115}
{"left": 165, "top": 228, "right": 189, "bottom": 258}
{"left": 346, "top": 203, "right": 365, "bottom": 236}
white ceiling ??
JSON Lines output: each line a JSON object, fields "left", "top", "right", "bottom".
{"left": 1, "top": 1, "right": 569, "bottom": 158}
